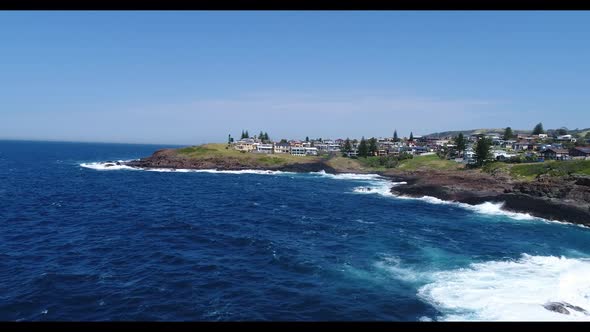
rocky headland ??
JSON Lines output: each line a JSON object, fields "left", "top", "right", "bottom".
{"left": 123, "top": 146, "right": 590, "bottom": 227}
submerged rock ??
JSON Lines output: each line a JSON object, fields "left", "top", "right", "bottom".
{"left": 104, "top": 163, "right": 115, "bottom": 167}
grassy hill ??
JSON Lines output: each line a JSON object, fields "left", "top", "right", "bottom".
{"left": 175, "top": 143, "right": 324, "bottom": 167}
{"left": 483, "top": 159, "right": 590, "bottom": 181}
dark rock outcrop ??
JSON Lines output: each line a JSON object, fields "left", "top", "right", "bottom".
{"left": 543, "top": 302, "right": 590, "bottom": 316}
{"left": 387, "top": 169, "right": 590, "bottom": 226}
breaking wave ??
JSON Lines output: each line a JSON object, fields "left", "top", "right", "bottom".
{"left": 80, "top": 162, "right": 295, "bottom": 175}
{"left": 80, "top": 162, "right": 575, "bottom": 225}
{"left": 417, "top": 254, "right": 590, "bottom": 321}
{"left": 79, "top": 161, "right": 137, "bottom": 171}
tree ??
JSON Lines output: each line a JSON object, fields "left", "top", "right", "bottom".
{"left": 305, "top": 136, "right": 309, "bottom": 142}
{"left": 244, "top": 130, "right": 249, "bottom": 138}
{"left": 503, "top": 127, "right": 514, "bottom": 140}
{"left": 228, "top": 134, "right": 233, "bottom": 144}
{"left": 409, "top": 132, "right": 414, "bottom": 141}
{"left": 585, "top": 132, "right": 590, "bottom": 139}
{"left": 279, "top": 138, "right": 287, "bottom": 144}
{"left": 343, "top": 138, "right": 352, "bottom": 154}
{"left": 240, "top": 130, "right": 246, "bottom": 139}
{"left": 259, "top": 131, "right": 264, "bottom": 141}
{"left": 557, "top": 127, "right": 568, "bottom": 136}
{"left": 357, "top": 137, "right": 369, "bottom": 158}
{"left": 454, "top": 133, "right": 466, "bottom": 155}
{"left": 532, "top": 122, "right": 545, "bottom": 135}
{"left": 474, "top": 137, "right": 493, "bottom": 167}
{"left": 368, "top": 137, "right": 378, "bottom": 156}
{"left": 393, "top": 130, "right": 399, "bottom": 142}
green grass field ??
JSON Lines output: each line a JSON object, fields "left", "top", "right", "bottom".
{"left": 396, "top": 154, "right": 463, "bottom": 171}
{"left": 509, "top": 159, "right": 590, "bottom": 180}
{"left": 175, "top": 143, "right": 323, "bottom": 166}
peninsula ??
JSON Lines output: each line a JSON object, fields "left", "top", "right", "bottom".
{"left": 122, "top": 126, "right": 590, "bottom": 226}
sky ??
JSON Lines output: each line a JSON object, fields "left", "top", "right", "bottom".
{"left": 1, "top": 11, "right": 589, "bottom": 145}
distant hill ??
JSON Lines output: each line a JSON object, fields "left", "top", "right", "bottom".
{"left": 427, "top": 127, "right": 590, "bottom": 138}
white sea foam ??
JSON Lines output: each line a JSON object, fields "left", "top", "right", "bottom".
{"left": 395, "top": 194, "right": 538, "bottom": 221}
{"left": 80, "top": 161, "right": 138, "bottom": 171}
{"left": 374, "top": 255, "right": 427, "bottom": 283}
{"left": 311, "top": 170, "right": 384, "bottom": 181}
{"left": 417, "top": 254, "right": 590, "bottom": 321}
{"left": 80, "top": 162, "right": 296, "bottom": 176}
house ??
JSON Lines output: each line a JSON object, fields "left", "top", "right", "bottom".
{"left": 411, "top": 146, "right": 428, "bottom": 155}
{"left": 256, "top": 144, "right": 274, "bottom": 154}
{"left": 493, "top": 149, "right": 517, "bottom": 161}
{"left": 234, "top": 138, "right": 258, "bottom": 152}
{"left": 345, "top": 149, "right": 358, "bottom": 157}
{"left": 463, "top": 149, "right": 476, "bottom": 164}
{"left": 513, "top": 141, "right": 533, "bottom": 151}
{"left": 327, "top": 144, "right": 341, "bottom": 152}
{"left": 570, "top": 147, "right": 590, "bottom": 158}
{"left": 274, "top": 142, "right": 291, "bottom": 154}
{"left": 542, "top": 148, "right": 569, "bottom": 160}
{"left": 291, "top": 146, "right": 307, "bottom": 156}
{"left": 305, "top": 147, "right": 318, "bottom": 156}
{"left": 556, "top": 135, "right": 577, "bottom": 143}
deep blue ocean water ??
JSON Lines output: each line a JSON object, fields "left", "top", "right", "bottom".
{"left": 1, "top": 140, "right": 590, "bottom": 321}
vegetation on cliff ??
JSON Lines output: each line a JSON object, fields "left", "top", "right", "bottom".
{"left": 483, "top": 159, "right": 590, "bottom": 181}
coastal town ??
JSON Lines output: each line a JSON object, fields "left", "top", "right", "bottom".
{"left": 228, "top": 124, "right": 590, "bottom": 166}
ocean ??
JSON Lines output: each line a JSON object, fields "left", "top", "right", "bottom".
{"left": 1, "top": 140, "right": 590, "bottom": 321}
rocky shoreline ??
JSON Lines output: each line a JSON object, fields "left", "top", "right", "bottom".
{"left": 123, "top": 148, "right": 590, "bottom": 227}
{"left": 384, "top": 170, "right": 590, "bottom": 226}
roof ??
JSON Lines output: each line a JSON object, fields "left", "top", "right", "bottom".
{"left": 572, "top": 147, "right": 590, "bottom": 153}
{"left": 544, "top": 148, "right": 569, "bottom": 154}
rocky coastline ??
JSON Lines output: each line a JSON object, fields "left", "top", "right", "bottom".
{"left": 385, "top": 169, "right": 590, "bottom": 226}
{"left": 123, "top": 148, "right": 590, "bottom": 227}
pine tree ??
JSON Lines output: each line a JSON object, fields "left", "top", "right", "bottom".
{"left": 259, "top": 131, "right": 264, "bottom": 141}
{"left": 409, "top": 132, "right": 414, "bottom": 141}
{"left": 357, "top": 137, "right": 369, "bottom": 158}
{"left": 264, "top": 132, "right": 269, "bottom": 141}
{"left": 454, "top": 133, "right": 466, "bottom": 154}
{"left": 228, "top": 134, "right": 232, "bottom": 144}
{"left": 240, "top": 130, "right": 246, "bottom": 139}
{"left": 474, "top": 137, "right": 492, "bottom": 167}
{"left": 532, "top": 123, "right": 545, "bottom": 135}
{"left": 245, "top": 130, "right": 249, "bottom": 138}
{"left": 503, "top": 127, "right": 514, "bottom": 140}
{"left": 368, "top": 137, "right": 378, "bottom": 156}
{"left": 305, "top": 136, "right": 309, "bottom": 142}
{"left": 557, "top": 127, "right": 568, "bottom": 136}
{"left": 343, "top": 138, "right": 352, "bottom": 154}
{"left": 393, "top": 130, "right": 398, "bottom": 142}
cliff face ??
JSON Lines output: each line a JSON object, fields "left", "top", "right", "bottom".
{"left": 124, "top": 149, "right": 338, "bottom": 173}
{"left": 387, "top": 169, "right": 590, "bottom": 226}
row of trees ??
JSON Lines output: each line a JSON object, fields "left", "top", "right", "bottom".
{"left": 239, "top": 130, "right": 270, "bottom": 142}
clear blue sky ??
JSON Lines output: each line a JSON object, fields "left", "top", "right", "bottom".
{"left": 1, "top": 11, "right": 589, "bottom": 145}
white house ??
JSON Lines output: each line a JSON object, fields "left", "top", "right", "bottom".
{"left": 305, "top": 147, "right": 318, "bottom": 156}
{"left": 256, "top": 144, "right": 274, "bottom": 154}
{"left": 291, "top": 146, "right": 307, "bottom": 156}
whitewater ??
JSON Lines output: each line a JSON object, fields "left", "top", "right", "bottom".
{"left": 77, "top": 158, "right": 590, "bottom": 321}
{"left": 3, "top": 142, "right": 590, "bottom": 321}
